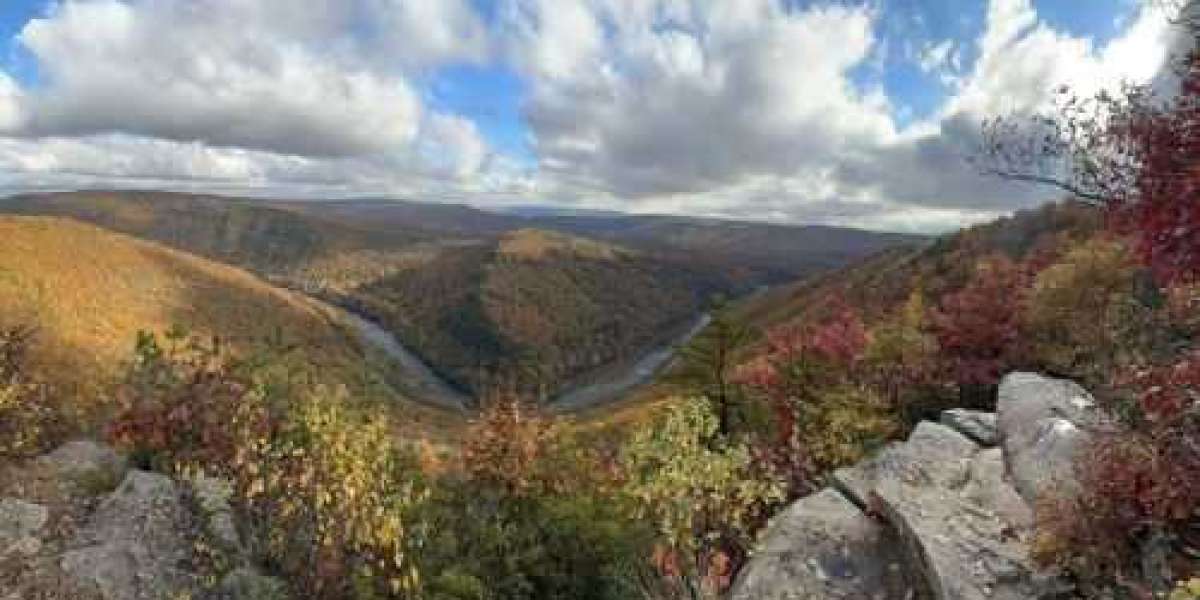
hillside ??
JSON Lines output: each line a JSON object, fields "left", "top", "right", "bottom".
{"left": 0, "top": 190, "right": 428, "bottom": 276}
{"left": 346, "top": 228, "right": 721, "bottom": 398}
{"left": 731, "top": 201, "right": 1104, "bottom": 332}
{"left": 0, "top": 190, "right": 923, "bottom": 403}
{"left": 284, "top": 198, "right": 927, "bottom": 284}
{"left": 0, "top": 216, "right": 463, "bottom": 441}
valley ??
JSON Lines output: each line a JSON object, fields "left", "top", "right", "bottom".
{"left": 0, "top": 190, "right": 920, "bottom": 406}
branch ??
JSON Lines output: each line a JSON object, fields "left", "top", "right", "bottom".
{"left": 982, "top": 168, "right": 1109, "bottom": 205}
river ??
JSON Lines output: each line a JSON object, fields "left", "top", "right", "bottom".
{"left": 338, "top": 310, "right": 473, "bottom": 412}
{"left": 339, "top": 309, "right": 712, "bottom": 413}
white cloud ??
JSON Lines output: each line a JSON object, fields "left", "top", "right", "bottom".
{"left": 0, "top": 0, "right": 1183, "bottom": 233}
{"left": 12, "top": 0, "right": 431, "bottom": 156}
{"left": 917, "top": 39, "right": 955, "bottom": 73}
{"left": 503, "top": 0, "right": 895, "bottom": 199}
{"left": 0, "top": 71, "right": 22, "bottom": 132}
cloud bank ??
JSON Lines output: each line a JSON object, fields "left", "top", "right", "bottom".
{"left": 0, "top": 0, "right": 1182, "bottom": 232}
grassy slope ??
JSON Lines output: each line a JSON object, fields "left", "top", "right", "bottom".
{"left": 0, "top": 216, "right": 463, "bottom": 444}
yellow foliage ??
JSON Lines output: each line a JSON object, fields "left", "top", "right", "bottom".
{"left": 1024, "top": 237, "right": 1142, "bottom": 380}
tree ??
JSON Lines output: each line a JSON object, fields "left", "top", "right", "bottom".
{"left": 979, "top": 23, "right": 1200, "bottom": 285}
{"left": 619, "top": 398, "right": 784, "bottom": 599}
{"left": 671, "top": 308, "right": 754, "bottom": 438}
{"left": 863, "top": 285, "right": 942, "bottom": 424}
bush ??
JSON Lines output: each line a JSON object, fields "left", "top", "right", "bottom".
{"left": 107, "top": 330, "right": 424, "bottom": 599}
{"left": 1023, "top": 238, "right": 1147, "bottom": 383}
{"left": 0, "top": 324, "right": 67, "bottom": 457}
{"left": 1033, "top": 351, "right": 1200, "bottom": 594}
{"left": 413, "top": 396, "right": 652, "bottom": 600}
{"left": 619, "top": 398, "right": 784, "bottom": 599}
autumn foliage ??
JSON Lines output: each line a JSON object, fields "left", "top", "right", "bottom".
{"left": 929, "top": 256, "right": 1027, "bottom": 388}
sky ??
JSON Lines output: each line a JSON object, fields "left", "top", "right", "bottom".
{"left": 0, "top": 0, "right": 1187, "bottom": 232}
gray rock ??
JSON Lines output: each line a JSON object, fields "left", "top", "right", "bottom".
{"left": 831, "top": 419, "right": 1056, "bottom": 600}
{"left": 862, "top": 422, "right": 1044, "bottom": 600}
{"left": 60, "top": 470, "right": 199, "bottom": 600}
{"left": 940, "top": 409, "right": 999, "bottom": 446}
{"left": 997, "top": 372, "right": 1098, "bottom": 506}
{"left": 211, "top": 568, "right": 289, "bottom": 600}
{"left": 873, "top": 473, "right": 1038, "bottom": 600}
{"left": 39, "top": 441, "right": 127, "bottom": 489}
{"left": 189, "top": 474, "right": 242, "bottom": 556}
{"left": 732, "top": 488, "right": 912, "bottom": 600}
{"left": 0, "top": 497, "right": 48, "bottom": 557}
{"left": 962, "top": 448, "right": 1033, "bottom": 530}
{"left": 832, "top": 421, "right": 979, "bottom": 509}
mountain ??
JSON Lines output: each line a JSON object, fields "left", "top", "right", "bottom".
{"left": 343, "top": 228, "right": 725, "bottom": 398}
{"left": 0, "top": 190, "right": 924, "bottom": 401}
{"left": 0, "top": 190, "right": 428, "bottom": 275}
{"left": 0, "top": 216, "right": 376, "bottom": 394}
{"left": 732, "top": 200, "right": 1104, "bottom": 335}
{"left": 284, "top": 198, "right": 927, "bottom": 284}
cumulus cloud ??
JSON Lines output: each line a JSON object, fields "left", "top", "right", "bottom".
{"left": 0, "top": 0, "right": 1184, "bottom": 232}
{"left": 503, "top": 0, "right": 896, "bottom": 198}
{"left": 0, "top": 0, "right": 505, "bottom": 199}
{"left": 496, "top": 0, "right": 1176, "bottom": 231}
{"left": 12, "top": 0, "right": 430, "bottom": 156}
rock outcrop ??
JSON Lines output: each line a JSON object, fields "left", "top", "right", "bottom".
{"left": 732, "top": 488, "right": 913, "bottom": 600}
{"left": 996, "top": 372, "right": 1097, "bottom": 507}
{"left": 734, "top": 372, "right": 1093, "bottom": 600}
{"left": 60, "top": 470, "right": 201, "bottom": 600}
{"left": 0, "top": 497, "right": 48, "bottom": 558}
{"left": 1, "top": 441, "right": 287, "bottom": 600}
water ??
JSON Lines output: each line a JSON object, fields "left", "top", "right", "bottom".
{"left": 341, "top": 308, "right": 712, "bottom": 413}
{"left": 339, "top": 310, "right": 471, "bottom": 412}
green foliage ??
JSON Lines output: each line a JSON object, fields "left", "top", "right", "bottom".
{"left": 1172, "top": 578, "right": 1200, "bottom": 600}
{"left": 796, "top": 384, "right": 900, "bottom": 472}
{"left": 619, "top": 398, "right": 784, "bottom": 598}
{"left": 108, "top": 331, "right": 425, "bottom": 599}
{"left": 671, "top": 309, "right": 755, "bottom": 436}
{"left": 1023, "top": 238, "right": 1149, "bottom": 383}
{"left": 412, "top": 398, "right": 653, "bottom": 600}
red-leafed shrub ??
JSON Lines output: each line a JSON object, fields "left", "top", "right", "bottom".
{"left": 1035, "top": 351, "right": 1200, "bottom": 593}
{"left": 735, "top": 299, "right": 896, "bottom": 496}
{"left": 1104, "top": 53, "right": 1200, "bottom": 286}
{"left": 930, "top": 256, "right": 1027, "bottom": 392}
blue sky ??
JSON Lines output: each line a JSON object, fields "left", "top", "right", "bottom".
{"left": 0, "top": 0, "right": 1140, "bottom": 165}
{"left": 0, "top": 0, "right": 1178, "bottom": 232}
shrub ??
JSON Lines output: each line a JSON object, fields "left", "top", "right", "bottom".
{"left": 619, "top": 398, "right": 784, "bottom": 599}
{"left": 930, "top": 256, "right": 1026, "bottom": 404}
{"left": 413, "top": 396, "right": 651, "bottom": 600}
{"left": 0, "top": 324, "right": 66, "bottom": 457}
{"left": 107, "top": 330, "right": 424, "bottom": 599}
{"left": 1033, "top": 351, "right": 1200, "bottom": 593}
{"left": 1023, "top": 237, "right": 1146, "bottom": 383}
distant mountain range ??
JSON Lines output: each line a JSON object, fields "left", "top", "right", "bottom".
{"left": 0, "top": 190, "right": 924, "bottom": 400}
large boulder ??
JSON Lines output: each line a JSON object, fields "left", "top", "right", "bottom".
{"left": 832, "top": 421, "right": 979, "bottom": 509}
{"left": 0, "top": 497, "right": 48, "bottom": 557}
{"left": 940, "top": 409, "right": 999, "bottom": 447}
{"left": 996, "top": 372, "right": 1098, "bottom": 507}
{"left": 39, "top": 441, "right": 127, "bottom": 489}
{"left": 732, "top": 488, "right": 913, "bottom": 600}
{"left": 60, "top": 470, "right": 200, "bottom": 600}
{"left": 834, "top": 421, "right": 1049, "bottom": 600}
